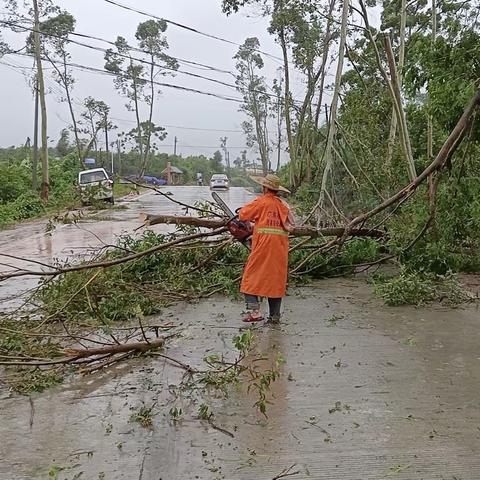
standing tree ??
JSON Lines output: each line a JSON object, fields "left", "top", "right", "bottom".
{"left": 30, "top": 11, "right": 81, "bottom": 163}
{"left": 79, "top": 97, "right": 115, "bottom": 162}
{"left": 32, "top": 0, "right": 50, "bottom": 200}
{"left": 234, "top": 37, "right": 270, "bottom": 175}
{"left": 104, "top": 20, "right": 177, "bottom": 177}
{"left": 317, "top": 0, "right": 350, "bottom": 219}
{"left": 223, "top": 0, "right": 340, "bottom": 187}
{"left": 220, "top": 136, "right": 231, "bottom": 172}
{"left": 271, "top": 75, "right": 284, "bottom": 173}
{"left": 8, "top": 0, "right": 61, "bottom": 199}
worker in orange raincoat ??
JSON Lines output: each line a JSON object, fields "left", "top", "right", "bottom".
{"left": 238, "top": 174, "right": 294, "bottom": 323}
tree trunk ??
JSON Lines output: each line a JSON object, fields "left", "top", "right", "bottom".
{"left": 33, "top": 0, "right": 49, "bottom": 201}
{"left": 140, "top": 56, "right": 155, "bottom": 177}
{"left": 317, "top": 0, "right": 349, "bottom": 222}
{"left": 383, "top": 36, "right": 416, "bottom": 180}
{"left": 427, "top": 0, "right": 437, "bottom": 161}
{"left": 314, "top": 0, "right": 336, "bottom": 129}
{"left": 278, "top": 25, "right": 296, "bottom": 187}
{"left": 275, "top": 93, "right": 282, "bottom": 173}
{"left": 65, "top": 337, "right": 165, "bottom": 359}
{"left": 131, "top": 60, "right": 145, "bottom": 177}
{"left": 32, "top": 76, "right": 39, "bottom": 189}
{"left": 385, "top": 0, "right": 407, "bottom": 168}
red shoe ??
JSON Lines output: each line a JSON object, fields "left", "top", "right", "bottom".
{"left": 242, "top": 312, "right": 264, "bottom": 323}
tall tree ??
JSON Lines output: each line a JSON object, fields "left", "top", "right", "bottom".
{"left": 234, "top": 37, "right": 270, "bottom": 175}
{"left": 224, "top": 0, "right": 340, "bottom": 187}
{"left": 271, "top": 75, "right": 284, "bottom": 173}
{"left": 32, "top": 0, "right": 49, "bottom": 201}
{"left": 33, "top": 12, "right": 81, "bottom": 163}
{"left": 105, "top": 20, "right": 177, "bottom": 176}
{"left": 385, "top": 0, "right": 407, "bottom": 167}
{"left": 317, "top": 0, "right": 350, "bottom": 219}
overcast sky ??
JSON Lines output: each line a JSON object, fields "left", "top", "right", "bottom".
{"left": 0, "top": 0, "right": 328, "bottom": 163}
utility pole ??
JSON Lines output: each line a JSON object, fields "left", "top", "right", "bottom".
{"left": 32, "top": 76, "right": 39, "bottom": 190}
{"left": 174, "top": 136, "right": 177, "bottom": 156}
{"left": 33, "top": 0, "right": 49, "bottom": 201}
{"left": 104, "top": 113, "right": 109, "bottom": 158}
{"left": 116, "top": 138, "right": 121, "bottom": 176}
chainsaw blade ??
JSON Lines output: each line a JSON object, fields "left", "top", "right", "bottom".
{"left": 211, "top": 192, "right": 235, "bottom": 219}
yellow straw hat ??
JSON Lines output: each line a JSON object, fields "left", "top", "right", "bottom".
{"left": 250, "top": 174, "right": 290, "bottom": 194}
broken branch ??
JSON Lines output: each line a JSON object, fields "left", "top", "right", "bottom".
{"left": 140, "top": 214, "right": 385, "bottom": 239}
{"left": 64, "top": 337, "right": 165, "bottom": 358}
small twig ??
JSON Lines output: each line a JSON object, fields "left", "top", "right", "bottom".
{"left": 137, "top": 316, "right": 150, "bottom": 345}
{"left": 272, "top": 464, "right": 300, "bottom": 480}
{"left": 150, "top": 352, "right": 199, "bottom": 374}
{"left": 208, "top": 418, "right": 235, "bottom": 438}
{"left": 29, "top": 397, "right": 34, "bottom": 429}
{"left": 79, "top": 352, "right": 133, "bottom": 375}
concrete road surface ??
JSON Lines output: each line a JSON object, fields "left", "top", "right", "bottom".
{"left": 1, "top": 187, "right": 479, "bottom": 479}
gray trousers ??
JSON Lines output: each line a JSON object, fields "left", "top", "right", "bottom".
{"left": 244, "top": 294, "right": 282, "bottom": 317}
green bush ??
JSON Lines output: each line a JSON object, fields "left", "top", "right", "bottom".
{"left": 0, "top": 153, "right": 81, "bottom": 227}
{"left": 374, "top": 269, "right": 471, "bottom": 306}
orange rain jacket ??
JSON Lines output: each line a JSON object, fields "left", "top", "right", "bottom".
{"left": 239, "top": 192, "right": 293, "bottom": 299}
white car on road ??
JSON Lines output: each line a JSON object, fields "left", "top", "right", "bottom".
{"left": 78, "top": 168, "right": 114, "bottom": 205}
{"left": 210, "top": 174, "right": 230, "bottom": 190}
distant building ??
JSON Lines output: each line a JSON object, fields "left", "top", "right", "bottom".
{"left": 161, "top": 162, "right": 183, "bottom": 185}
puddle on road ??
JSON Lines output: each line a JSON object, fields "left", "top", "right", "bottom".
{"left": 1, "top": 279, "right": 479, "bottom": 479}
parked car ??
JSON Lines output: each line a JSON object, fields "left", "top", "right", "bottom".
{"left": 210, "top": 174, "right": 230, "bottom": 190}
{"left": 142, "top": 175, "right": 167, "bottom": 186}
{"left": 78, "top": 168, "right": 114, "bottom": 205}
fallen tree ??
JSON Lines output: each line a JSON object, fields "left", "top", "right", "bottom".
{"left": 139, "top": 213, "right": 386, "bottom": 239}
{"left": 0, "top": 89, "right": 479, "bottom": 286}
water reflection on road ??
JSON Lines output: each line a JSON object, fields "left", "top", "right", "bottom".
{"left": 0, "top": 187, "right": 256, "bottom": 311}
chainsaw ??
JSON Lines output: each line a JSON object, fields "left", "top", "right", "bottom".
{"left": 212, "top": 192, "right": 252, "bottom": 249}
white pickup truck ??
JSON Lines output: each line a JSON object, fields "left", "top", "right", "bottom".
{"left": 78, "top": 168, "right": 114, "bottom": 205}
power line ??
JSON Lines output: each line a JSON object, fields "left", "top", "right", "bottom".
{"left": 10, "top": 51, "right": 245, "bottom": 103}
{"left": 1, "top": 20, "right": 239, "bottom": 88}
{"left": 2, "top": 20, "right": 291, "bottom": 105}
{"left": 0, "top": 57, "right": 279, "bottom": 136}
{"left": 109, "top": 117, "right": 244, "bottom": 133}
{"left": 162, "top": 144, "right": 249, "bottom": 149}
{"left": 102, "top": 0, "right": 285, "bottom": 64}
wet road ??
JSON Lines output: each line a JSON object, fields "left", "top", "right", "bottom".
{"left": 1, "top": 279, "right": 480, "bottom": 479}
{"left": 1, "top": 187, "right": 480, "bottom": 479}
{"left": 0, "top": 186, "right": 256, "bottom": 310}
